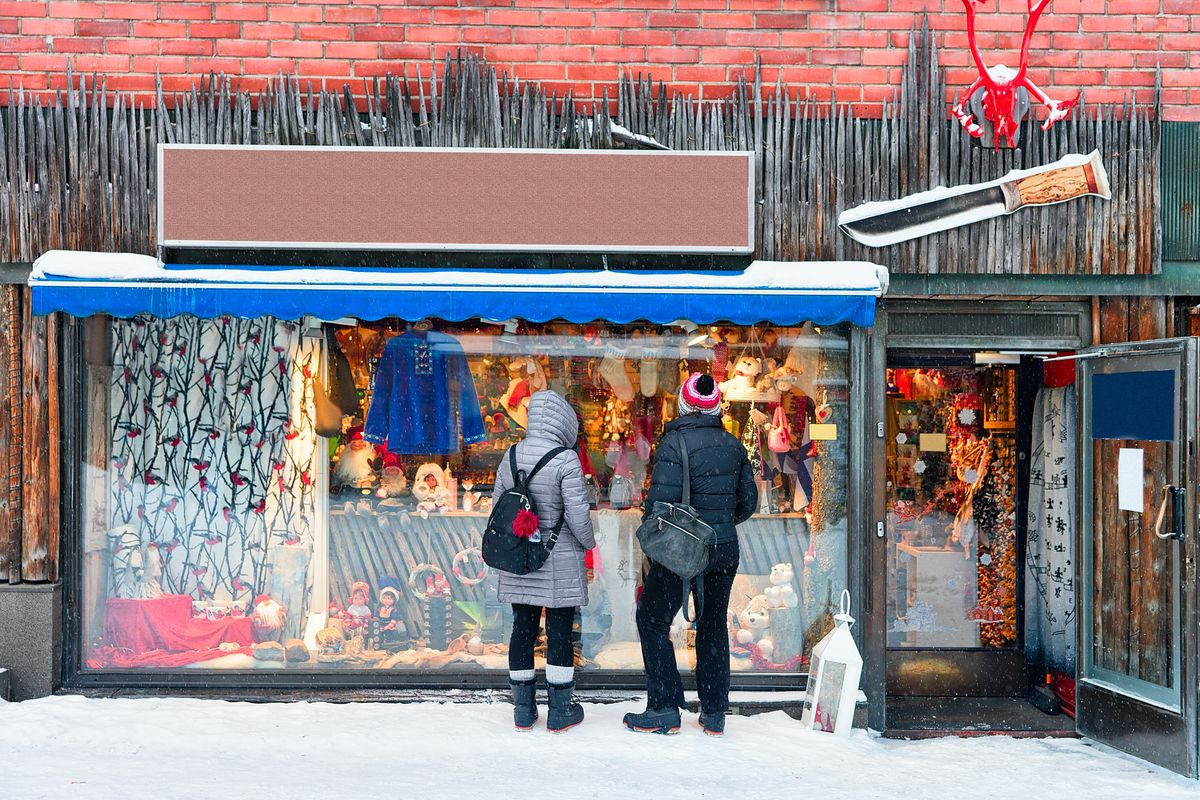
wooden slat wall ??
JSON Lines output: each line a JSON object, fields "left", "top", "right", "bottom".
{"left": 0, "top": 24, "right": 1165, "bottom": 584}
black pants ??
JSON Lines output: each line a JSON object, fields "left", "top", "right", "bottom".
{"left": 508, "top": 604, "right": 576, "bottom": 670}
{"left": 636, "top": 539, "right": 740, "bottom": 713}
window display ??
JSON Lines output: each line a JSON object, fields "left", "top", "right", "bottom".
{"left": 80, "top": 314, "right": 852, "bottom": 676}
{"left": 884, "top": 364, "right": 1020, "bottom": 649}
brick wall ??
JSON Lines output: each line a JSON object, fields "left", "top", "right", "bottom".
{"left": 0, "top": 1, "right": 1197, "bottom": 119}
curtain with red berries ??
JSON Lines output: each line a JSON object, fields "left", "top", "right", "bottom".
{"left": 107, "top": 315, "right": 319, "bottom": 603}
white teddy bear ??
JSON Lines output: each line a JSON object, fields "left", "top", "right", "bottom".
{"left": 764, "top": 562, "right": 798, "bottom": 609}
{"left": 718, "top": 356, "right": 762, "bottom": 400}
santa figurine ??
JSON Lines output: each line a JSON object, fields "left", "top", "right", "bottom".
{"left": 251, "top": 594, "right": 287, "bottom": 643}
{"left": 333, "top": 428, "right": 378, "bottom": 492}
{"left": 344, "top": 581, "right": 372, "bottom": 634}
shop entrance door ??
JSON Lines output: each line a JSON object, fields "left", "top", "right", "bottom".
{"left": 881, "top": 351, "right": 1036, "bottom": 699}
{"left": 1077, "top": 339, "right": 1198, "bottom": 777}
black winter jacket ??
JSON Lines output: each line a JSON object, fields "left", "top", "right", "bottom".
{"left": 642, "top": 413, "right": 759, "bottom": 544}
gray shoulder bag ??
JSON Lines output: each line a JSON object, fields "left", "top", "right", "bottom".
{"left": 636, "top": 431, "right": 715, "bottom": 622}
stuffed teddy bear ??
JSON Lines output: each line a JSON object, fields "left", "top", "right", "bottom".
{"left": 734, "top": 593, "right": 774, "bottom": 657}
{"left": 764, "top": 562, "right": 799, "bottom": 609}
{"left": 718, "top": 356, "right": 762, "bottom": 400}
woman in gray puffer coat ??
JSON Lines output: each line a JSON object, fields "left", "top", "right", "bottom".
{"left": 492, "top": 389, "right": 595, "bottom": 733}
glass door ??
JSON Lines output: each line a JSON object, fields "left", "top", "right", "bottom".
{"left": 1077, "top": 339, "right": 1197, "bottom": 778}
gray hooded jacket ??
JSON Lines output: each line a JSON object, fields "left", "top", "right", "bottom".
{"left": 493, "top": 390, "right": 595, "bottom": 608}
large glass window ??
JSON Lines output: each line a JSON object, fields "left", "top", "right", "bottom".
{"left": 80, "top": 314, "right": 851, "bottom": 676}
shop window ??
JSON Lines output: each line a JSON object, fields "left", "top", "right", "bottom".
{"left": 80, "top": 315, "right": 851, "bottom": 677}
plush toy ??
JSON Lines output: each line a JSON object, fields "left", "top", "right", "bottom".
{"left": 734, "top": 594, "right": 773, "bottom": 656}
{"left": 718, "top": 356, "right": 762, "bottom": 399}
{"left": 764, "top": 563, "right": 799, "bottom": 608}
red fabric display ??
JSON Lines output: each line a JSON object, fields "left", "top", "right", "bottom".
{"left": 102, "top": 594, "right": 254, "bottom": 654}
{"left": 86, "top": 645, "right": 251, "bottom": 669}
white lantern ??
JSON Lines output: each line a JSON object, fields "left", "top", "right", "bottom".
{"left": 800, "top": 589, "right": 863, "bottom": 737}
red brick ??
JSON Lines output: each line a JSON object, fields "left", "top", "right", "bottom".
{"left": 103, "top": 3, "right": 159, "bottom": 20}
{"left": 406, "top": 26, "right": 461, "bottom": 43}
{"left": 696, "top": 46, "right": 757, "bottom": 65}
{"left": 269, "top": 6, "right": 323, "bottom": 22}
{"left": 379, "top": 43, "right": 434, "bottom": 58}
{"left": 19, "top": 54, "right": 72, "bottom": 71}
{"left": 107, "top": 38, "right": 160, "bottom": 55}
{"left": 186, "top": 57, "right": 243, "bottom": 74}
{"left": 807, "top": 13, "right": 863, "bottom": 29}
{"left": 566, "top": 0, "right": 619, "bottom": 7}
{"left": 758, "top": 48, "right": 808, "bottom": 65}
{"left": 648, "top": 12, "right": 701, "bottom": 26}
{"left": 780, "top": 30, "right": 834, "bottom": 47}
{"left": 243, "top": 57, "right": 297, "bottom": 73}
{"left": 1161, "top": 69, "right": 1200, "bottom": 87}
{"left": 215, "top": 5, "right": 269, "bottom": 22}
{"left": 215, "top": 39, "right": 270, "bottom": 58}
{"left": 647, "top": 45, "right": 699, "bottom": 63}
{"left": 673, "top": 64, "right": 729, "bottom": 82}
{"left": 189, "top": 23, "right": 241, "bottom": 39}
{"left": 615, "top": 0, "right": 672, "bottom": 8}
{"left": 0, "top": 36, "right": 44, "bottom": 52}
{"left": 105, "top": 74, "right": 159, "bottom": 92}
{"left": 476, "top": 44, "right": 538, "bottom": 61}
{"left": 729, "top": 30, "right": 780, "bottom": 47}
{"left": 269, "top": 40, "right": 324, "bottom": 58}
{"left": 325, "top": 42, "right": 380, "bottom": 58}
{"left": 131, "top": 55, "right": 187, "bottom": 73}
{"left": 675, "top": 29, "right": 727, "bottom": 46}
{"left": 0, "top": 2, "right": 45, "bottom": 17}
{"left": 1163, "top": 0, "right": 1191, "bottom": 11}
{"left": 1106, "top": 70, "right": 1158, "bottom": 86}
{"left": 466, "top": 26, "right": 516, "bottom": 43}
{"left": 811, "top": 48, "right": 860, "bottom": 65}
{"left": 565, "top": 63, "right": 621, "bottom": 81}
{"left": 77, "top": 20, "right": 132, "bottom": 37}
{"left": 1082, "top": 16, "right": 1136, "bottom": 32}
{"left": 48, "top": 1, "right": 102, "bottom": 17}
{"left": 133, "top": 21, "right": 186, "bottom": 38}
{"left": 432, "top": 8, "right": 487, "bottom": 24}
{"left": 326, "top": 7, "right": 379, "bottom": 23}
{"left": 756, "top": 13, "right": 809, "bottom": 29}
{"left": 243, "top": 23, "right": 295, "bottom": 40}
{"left": 593, "top": 45, "right": 646, "bottom": 61}
{"left": 71, "top": 54, "right": 131, "bottom": 71}
{"left": 297, "top": 58, "right": 347, "bottom": 76}
{"left": 52, "top": 36, "right": 104, "bottom": 53}
{"left": 1163, "top": 33, "right": 1200, "bottom": 51}
{"left": 21, "top": 19, "right": 77, "bottom": 36}
{"left": 542, "top": 11, "right": 594, "bottom": 26}
{"left": 0, "top": 19, "right": 17, "bottom": 35}
{"left": 485, "top": 9, "right": 540, "bottom": 25}
{"left": 171, "top": 5, "right": 216, "bottom": 21}
{"left": 1136, "top": 52, "right": 1187, "bottom": 68}
{"left": 622, "top": 29, "right": 673, "bottom": 45}
{"left": 512, "top": 27, "right": 564, "bottom": 44}
{"left": 1107, "top": 33, "right": 1161, "bottom": 50}
{"left": 592, "top": 11, "right": 648, "bottom": 27}
{"left": 1107, "top": 0, "right": 1162, "bottom": 12}
{"left": 379, "top": 8, "right": 433, "bottom": 23}
{"left": 538, "top": 45, "right": 596, "bottom": 62}
{"left": 161, "top": 38, "right": 214, "bottom": 56}
{"left": 299, "top": 25, "right": 351, "bottom": 41}
{"left": 567, "top": 28, "right": 620, "bottom": 45}
{"left": 354, "top": 26, "right": 407, "bottom": 42}
{"left": 1082, "top": 50, "right": 1135, "bottom": 69}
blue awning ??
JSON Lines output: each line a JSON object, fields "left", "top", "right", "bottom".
{"left": 30, "top": 251, "right": 888, "bottom": 327}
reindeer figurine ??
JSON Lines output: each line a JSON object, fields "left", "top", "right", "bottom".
{"left": 951, "top": 0, "right": 1080, "bottom": 149}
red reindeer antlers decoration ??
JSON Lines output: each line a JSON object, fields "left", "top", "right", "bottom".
{"left": 951, "top": 0, "right": 1080, "bottom": 149}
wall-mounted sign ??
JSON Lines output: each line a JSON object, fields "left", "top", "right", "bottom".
{"left": 838, "top": 151, "right": 1110, "bottom": 247}
{"left": 158, "top": 145, "right": 754, "bottom": 254}
{"left": 951, "top": 0, "right": 1079, "bottom": 149}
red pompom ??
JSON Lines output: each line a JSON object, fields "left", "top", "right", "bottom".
{"left": 513, "top": 509, "right": 540, "bottom": 539}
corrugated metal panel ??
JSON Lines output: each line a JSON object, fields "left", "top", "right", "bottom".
{"left": 1163, "top": 122, "right": 1200, "bottom": 261}
{"left": 884, "top": 301, "right": 1089, "bottom": 350}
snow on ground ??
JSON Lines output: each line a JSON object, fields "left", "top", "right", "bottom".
{"left": 0, "top": 695, "right": 1194, "bottom": 800}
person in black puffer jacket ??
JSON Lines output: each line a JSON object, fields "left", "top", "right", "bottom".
{"left": 623, "top": 373, "right": 757, "bottom": 737}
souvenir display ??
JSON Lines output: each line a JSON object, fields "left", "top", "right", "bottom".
{"left": 84, "top": 315, "right": 851, "bottom": 674}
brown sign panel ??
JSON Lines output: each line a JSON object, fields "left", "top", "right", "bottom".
{"left": 158, "top": 145, "right": 755, "bottom": 253}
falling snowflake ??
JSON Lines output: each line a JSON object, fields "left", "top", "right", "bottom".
{"left": 913, "top": 460, "right": 927, "bottom": 474}
{"left": 958, "top": 408, "right": 977, "bottom": 425}
{"left": 896, "top": 433, "right": 908, "bottom": 444}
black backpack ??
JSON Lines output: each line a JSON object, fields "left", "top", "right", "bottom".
{"left": 481, "top": 444, "right": 571, "bottom": 575}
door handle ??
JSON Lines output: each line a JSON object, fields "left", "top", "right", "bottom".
{"left": 1153, "top": 486, "right": 1186, "bottom": 541}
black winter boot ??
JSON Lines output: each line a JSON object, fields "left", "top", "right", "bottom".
{"left": 622, "top": 707, "right": 682, "bottom": 735}
{"left": 699, "top": 711, "right": 726, "bottom": 737}
{"left": 546, "top": 681, "right": 584, "bottom": 733}
{"left": 510, "top": 678, "right": 538, "bottom": 731}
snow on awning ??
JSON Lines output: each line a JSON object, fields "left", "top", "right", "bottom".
{"left": 29, "top": 250, "right": 888, "bottom": 327}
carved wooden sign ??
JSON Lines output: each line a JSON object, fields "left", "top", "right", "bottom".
{"left": 839, "top": 151, "right": 1110, "bottom": 247}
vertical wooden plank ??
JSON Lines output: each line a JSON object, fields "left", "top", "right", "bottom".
{"left": 20, "top": 288, "right": 48, "bottom": 582}
{"left": 0, "top": 286, "right": 15, "bottom": 583}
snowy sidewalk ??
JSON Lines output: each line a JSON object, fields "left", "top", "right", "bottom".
{"left": 0, "top": 695, "right": 1194, "bottom": 800}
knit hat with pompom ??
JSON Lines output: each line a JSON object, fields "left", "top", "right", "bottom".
{"left": 678, "top": 373, "right": 722, "bottom": 416}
